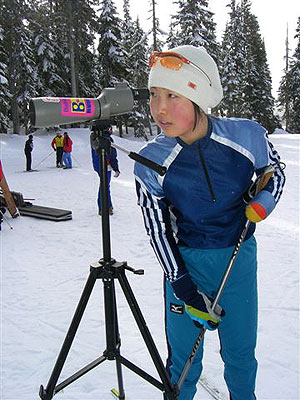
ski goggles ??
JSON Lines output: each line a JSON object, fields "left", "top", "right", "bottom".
{"left": 149, "top": 51, "right": 212, "bottom": 86}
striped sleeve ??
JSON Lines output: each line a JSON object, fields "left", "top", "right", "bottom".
{"left": 135, "top": 177, "right": 188, "bottom": 282}
{"left": 256, "top": 136, "right": 285, "bottom": 204}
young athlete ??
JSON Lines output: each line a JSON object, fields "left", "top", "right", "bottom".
{"left": 134, "top": 45, "right": 285, "bottom": 400}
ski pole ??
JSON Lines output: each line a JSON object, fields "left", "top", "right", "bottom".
{"left": 0, "top": 209, "right": 13, "bottom": 230}
{"left": 176, "top": 165, "right": 275, "bottom": 391}
{"left": 33, "top": 151, "right": 53, "bottom": 169}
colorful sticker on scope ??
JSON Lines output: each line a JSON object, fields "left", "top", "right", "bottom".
{"left": 61, "top": 98, "right": 95, "bottom": 117}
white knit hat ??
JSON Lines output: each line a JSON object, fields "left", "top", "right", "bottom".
{"left": 148, "top": 45, "right": 223, "bottom": 112}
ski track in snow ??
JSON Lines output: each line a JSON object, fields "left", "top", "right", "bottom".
{"left": 1, "top": 131, "right": 299, "bottom": 400}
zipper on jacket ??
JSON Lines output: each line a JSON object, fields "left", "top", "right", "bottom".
{"left": 198, "top": 147, "right": 216, "bottom": 202}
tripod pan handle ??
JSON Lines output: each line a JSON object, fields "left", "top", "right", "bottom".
{"left": 129, "top": 152, "right": 167, "bottom": 176}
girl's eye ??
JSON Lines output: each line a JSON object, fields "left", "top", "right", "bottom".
{"left": 150, "top": 91, "right": 157, "bottom": 97}
{"left": 169, "top": 93, "right": 177, "bottom": 99}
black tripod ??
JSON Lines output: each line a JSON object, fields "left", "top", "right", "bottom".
{"left": 39, "top": 121, "right": 179, "bottom": 400}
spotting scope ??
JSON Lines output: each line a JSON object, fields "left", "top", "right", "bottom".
{"left": 29, "top": 83, "right": 149, "bottom": 128}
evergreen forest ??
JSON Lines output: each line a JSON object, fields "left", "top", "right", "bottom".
{"left": 0, "top": 0, "right": 299, "bottom": 136}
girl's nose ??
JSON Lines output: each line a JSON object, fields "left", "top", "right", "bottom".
{"left": 157, "top": 98, "right": 168, "bottom": 115}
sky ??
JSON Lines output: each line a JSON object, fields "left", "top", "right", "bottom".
{"left": 1, "top": 128, "right": 299, "bottom": 400}
{"left": 114, "top": 0, "right": 299, "bottom": 97}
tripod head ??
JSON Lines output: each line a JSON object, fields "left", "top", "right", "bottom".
{"left": 90, "top": 120, "right": 113, "bottom": 155}
{"left": 90, "top": 119, "right": 167, "bottom": 177}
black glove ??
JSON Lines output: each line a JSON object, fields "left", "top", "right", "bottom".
{"left": 171, "top": 274, "right": 225, "bottom": 331}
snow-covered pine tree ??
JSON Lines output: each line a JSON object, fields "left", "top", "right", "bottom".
{"left": 128, "top": 18, "right": 148, "bottom": 95}
{"left": 0, "top": 0, "right": 39, "bottom": 134}
{"left": 97, "top": 0, "right": 127, "bottom": 89}
{"left": 278, "top": 17, "right": 300, "bottom": 133}
{"left": 165, "top": 20, "right": 181, "bottom": 49}
{"left": 220, "top": 0, "right": 279, "bottom": 132}
{"left": 46, "top": 1, "right": 72, "bottom": 95}
{"left": 277, "top": 25, "right": 292, "bottom": 131}
{"left": 68, "top": 0, "right": 100, "bottom": 97}
{"left": 113, "top": 0, "right": 136, "bottom": 136}
{"left": 88, "top": 44, "right": 102, "bottom": 98}
{"left": 0, "top": 27, "right": 10, "bottom": 133}
{"left": 127, "top": 17, "right": 151, "bottom": 140}
{"left": 240, "top": 0, "right": 279, "bottom": 133}
{"left": 29, "top": 1, "right": 68, "bottom": 97}
{"left": 219, "top": 0, "right": 246, "bottom": 116}
{"left": 121, "top": 0, "right": 135, "bottom": 83}
{"left": 101, "top": 0, "right": 132, "bottom": 136}
{"left": 168, "top": 0, "right": 219, "bottom": 63}
{"left": 48, "top": 0, "right": 100, "bottom": 97}
{"left": 17, "top": 25, "right": 40, "bottom": 134}
{"left": 148, "top": 0, "right": 165, "bottom": 51}
{"left": 286, "top": 17, "right": 300, "bottom": 134}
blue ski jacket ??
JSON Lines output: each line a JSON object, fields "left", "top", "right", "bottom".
{"left": 134, "top": 117, "right": 285, "bottom": 284}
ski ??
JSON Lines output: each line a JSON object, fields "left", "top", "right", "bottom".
{"left": 46, "top": 166, "right": 77, "bottom": 170}
{"left": 112, "top": 380, "right": 224, "bottom": 400}
{"left": 15, "top": 169, "right": 39, "bottom": 173}
{"left": 110, "top": 388, "right": 129, "bottom": 399}
{"left": 198, "top": 376, "right": 226, "bottom": 400}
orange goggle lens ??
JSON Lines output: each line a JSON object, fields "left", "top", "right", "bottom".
{"left": 149, "top": 52, "right": 189, "bottom": 71}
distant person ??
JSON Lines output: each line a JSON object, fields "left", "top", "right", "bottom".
{"left": 62, "top": 132, "right": 73, "bottom": 169}
{"left": 51, "top": 132, "right": 64, "bottom": 167}
{"left": 91, "top": 128, "right": 120, "bottom": 215}
{"left": 24, "top": 134, "right": 33, "bottom": 171}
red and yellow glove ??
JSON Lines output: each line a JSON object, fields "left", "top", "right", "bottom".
{"left": 245, "top": 190, "right": 275, "bottom": 222}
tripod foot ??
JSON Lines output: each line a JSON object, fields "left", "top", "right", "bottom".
{"left": 39, "top": 384, "right": 53, "bottom": 400}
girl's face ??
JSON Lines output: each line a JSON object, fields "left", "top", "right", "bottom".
{"left": 149, "top": 87, "right": 207, "bottom": 144}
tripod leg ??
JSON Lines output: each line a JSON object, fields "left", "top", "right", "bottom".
{"left": 40, "top": 271, "right": 97, "bottom": 400}
{"left": 103, "top": 277, "right": 121, "bottom": 355}
{"left": 117, "top": 270, "right": 176, "bottom": 398}
{"left": 115, "top": 356, "right": 126, "bottom": 400}
{"left": 103, "top": 277, "right": 126, "bottom": 399}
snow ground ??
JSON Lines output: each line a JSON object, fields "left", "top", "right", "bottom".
{"left": 1, "top": 129, "right": 299, "bottom": 400}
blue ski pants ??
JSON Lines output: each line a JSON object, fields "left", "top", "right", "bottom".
{"left": 164, "top": 235, "right": 258, "bottom": 400}
{"left": 62, "top": 152, "right": 72, "bottom": 169}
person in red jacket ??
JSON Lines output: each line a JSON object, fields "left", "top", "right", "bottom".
{"left": 62, "top": 132, "right": 73, "bottom": 169}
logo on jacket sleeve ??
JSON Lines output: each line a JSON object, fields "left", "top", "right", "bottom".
{"left": 170, "top": 302, "right": 184, "bottom": 314}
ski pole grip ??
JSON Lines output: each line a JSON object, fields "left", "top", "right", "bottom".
{"left": 128, "top": 152, "right": 167, "bottom": 176}
{"left": 255, "top": 165, "right": 274, "bottom": 194}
